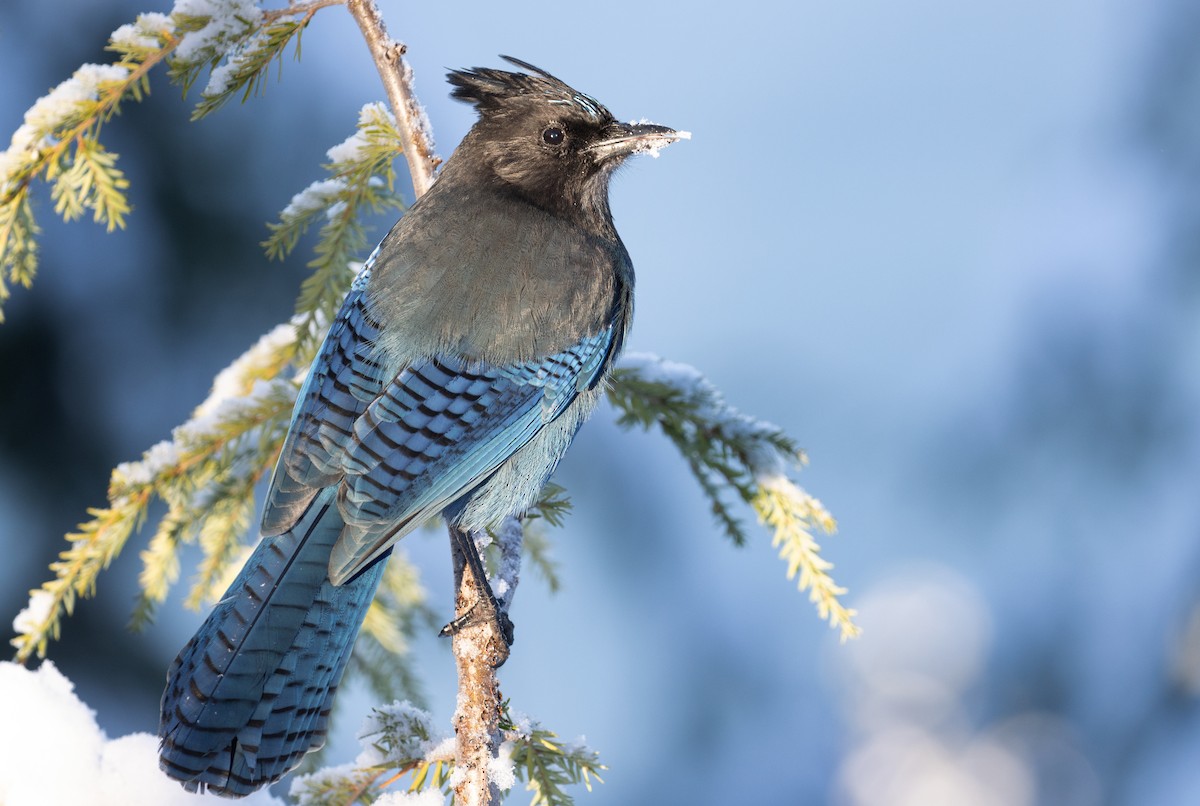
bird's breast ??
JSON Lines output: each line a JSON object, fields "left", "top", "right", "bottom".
{"left": 366, "top": 193, "right": 631, "bottom": 370}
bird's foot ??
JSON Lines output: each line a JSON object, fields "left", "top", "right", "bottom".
{"left": 443, "top": 524, "right": 516, "bottom": 663}
{"left": 440, "top": 598, "right": 514, "bottom": 667}
{"left": 439, "top": 603, "right": 514, "bottom": 645}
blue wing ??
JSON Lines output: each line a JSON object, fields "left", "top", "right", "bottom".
{"left": 262, "top": 266, "right": 617, "bottom": 584}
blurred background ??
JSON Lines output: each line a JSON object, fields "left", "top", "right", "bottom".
{"left": 3, "top": 1, "right": 1200, "bottom": 804}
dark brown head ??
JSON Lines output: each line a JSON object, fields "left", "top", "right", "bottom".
{"left": 445, "top": 56, "right": 686, "bottom": 223}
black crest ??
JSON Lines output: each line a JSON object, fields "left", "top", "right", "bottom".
{"left": 447, "top": 55, "right": 611, "bottom": 122}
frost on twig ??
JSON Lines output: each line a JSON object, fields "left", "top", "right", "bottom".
{"left": 489, "top": 515, "right": 524, "bottom": 611}
{"left": 449, "top": 527, "right": 509, "bottom": 806}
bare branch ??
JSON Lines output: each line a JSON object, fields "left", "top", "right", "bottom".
{"left": 343, "top": 0, "right": 440, "bottom": 196}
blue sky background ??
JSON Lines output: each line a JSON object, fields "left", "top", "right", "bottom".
{"left": 4, "top": 1, "right": 1200, "bottom": 804}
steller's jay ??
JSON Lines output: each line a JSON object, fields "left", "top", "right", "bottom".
{"left": 157, "top": 56, "right": 685, "bottom": 796}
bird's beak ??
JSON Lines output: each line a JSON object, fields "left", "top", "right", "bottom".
{"left": 588, "top": 121, "right": 690, "bottom": 160}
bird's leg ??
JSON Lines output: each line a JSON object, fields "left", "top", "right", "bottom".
{"left": 441, "top": 524, "right": 515, "bottom": 649}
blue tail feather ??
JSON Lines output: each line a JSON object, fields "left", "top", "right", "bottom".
{"left": 158, "top": 489, "right": 386, "bottom": 796}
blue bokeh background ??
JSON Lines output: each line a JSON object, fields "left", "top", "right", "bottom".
{"left": 4, "top": 1, "right": 1200, "bottom": 804}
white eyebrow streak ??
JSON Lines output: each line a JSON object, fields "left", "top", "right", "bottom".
{"left": 573, "top": 94, "right": 601, "bottom": 119}
{"left": 543, "top": 92, "right": 604, "bottom": 120}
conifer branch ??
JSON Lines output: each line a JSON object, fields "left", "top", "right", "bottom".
{"left": 188, "top": 17, "right": 310, "bottom": 120}
{"left": 264, "top": 102, "right": 407, "bottom": 357}
{"left": 0, "top": 20, "right": 177, "bottom": 319}
{"left": 287, "top": 701, "right": 605, "bottom": 805}
{"left": 0, "top": 1, "right": 351, "bottom": 322}
{"left": 609, "top": 353, "right": 859, "bottom": 639}
{"left": 501, "top": 706, "right": 606, "bottom": 806}
{"left": 10, "top": 322, "right": 299, "bottom": 661}
{"left": 449, "top": 525, "right": 510, "bottom": 806}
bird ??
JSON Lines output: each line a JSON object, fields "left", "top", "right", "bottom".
{"left": 158, "top": 56, "right": 685, "bottom": 796}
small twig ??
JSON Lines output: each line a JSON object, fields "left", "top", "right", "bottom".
{"left": 493, "top": 515, "right": 524, "bottom": 612}
{"left": 343, "top": 0, "right": 440, "bottom": 196}
{"left": 341, "top": 768, "right": 386, "bottom": 805}
{"left": 374, "top": 762, "right": 418, "bottom": 791}
{"left": 261, "top": 0, "right": 345, "bottom": 24}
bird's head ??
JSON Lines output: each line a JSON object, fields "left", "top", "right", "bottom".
{"left": 446, "top": 56, "right": 686, "bottom": 222}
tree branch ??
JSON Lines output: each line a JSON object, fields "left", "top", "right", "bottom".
{"left": 449, "top": 527, "right": 511, "bottom": 806}
{"left": 343, "top": 0, "right": 440, "bottom": 196}
{"left": 342, "top": 6, "right": 510, "bottom": 802}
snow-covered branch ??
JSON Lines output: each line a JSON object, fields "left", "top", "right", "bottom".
{"left": 344, "top": 0, "right": 440, "bottom": 196}
{"left": 610, "top": 352, "right": 859, "bottom": 640}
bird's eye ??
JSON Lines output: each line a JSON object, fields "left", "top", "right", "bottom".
{"left": 542, "top": 127, "right": 565, "bottom": 146}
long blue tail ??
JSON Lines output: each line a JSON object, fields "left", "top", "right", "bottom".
{"left": 158, "top": 488, "right": 386, "bottom": 796}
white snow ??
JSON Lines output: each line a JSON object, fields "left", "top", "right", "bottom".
{"left": 188, "top": 374, "right": 289, "bottom": 435}
{"left": 11, "top": 589, "right": 54, "bottom": 636}
{"left": 624, "top": 122, "right": 691, "bottom": 158}
{"left": 355, "top": 701, "right": 444, "bottom": 767}
{"left": 502, "top": 709, "right": 533, "bottom": 738}
{"left": 281, "top": 178, "right": 347, "bottom": 220}
{"left": 326, "top": 102, "right": 397, "bottom": 164}
{"left": 276, "top": 104, "right": 402, "bottom": 223}
{"left": 288, "top": 762, "right": 358, "bottom": 804}
{"left": 373, "top": 789, "right": 446, "bottom": 806}
{"left": 203, "top": 58, "right": 239, "bottom": 98}
{"left": 3, "top": 0, "right": 281, "bottom": 187}
{"left": 488, "top": 741, "right": 517, "bottom": 791}
{"left": 27, "top": 64, "right": 130, "bottom": 132}
{"left": 114, "top": 438, "right": 181, "bottom": 490}
{"left": 620, "top": 351, "right": 706, "bottom": 395}
{"left": 172, "top": 0, "right": 259, "bottom": 64}
{"left": 491, "top": 515, "right": 523, "bottom": 608}
{"left": 1, "top": 63, "right": 131, "bottom": 188}
{"left": 110, "top": 320, "right": 299, "bottom": 499}
{"left": 110, "top": 12, "right": 175, "bottom": 51}
{"left": 202, "top": 28, "right": 267, "bottom": 98}
{"left": 196, "top": 320, "right": 298, "bottom": 420}
{"left": 0, "top": 661, "right": 285, "bottom": 805}
{"left": 0, "top": 142, "right": 27, "bottom": 190}
{"left": 326, "top": 130, "right": 370, "bottom": 165}
{"left": 424, "top": 735, "right": 457, "bottom": 763}
{"left": 174, "top": 375, "right": 293, "bottom": 458}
